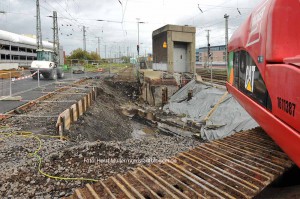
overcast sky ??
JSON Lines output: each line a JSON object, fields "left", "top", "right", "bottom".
{"left": 0, "top": 0, "right": 262, "bottom": 57}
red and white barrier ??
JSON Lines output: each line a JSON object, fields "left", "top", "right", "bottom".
{"left": 97, "top": 68, "right": 103, "bottom": 72}
{"left": 12, "top": 71, "right": 38, "bottom": 82}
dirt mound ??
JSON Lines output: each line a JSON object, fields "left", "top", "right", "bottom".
{"left": 66, "top": 81, "right": 134, "bottom": 142}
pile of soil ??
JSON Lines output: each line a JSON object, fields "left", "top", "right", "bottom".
{"left": 66, "top": 79, "right": 136, "bottom": 142}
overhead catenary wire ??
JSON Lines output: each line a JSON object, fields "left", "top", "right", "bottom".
{"left": 1, "top": 0, "right": 258, "bottom": 54}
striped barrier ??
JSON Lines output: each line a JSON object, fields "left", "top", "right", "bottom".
{"left": 12, "top": 71, "right": 38, "bottom": 82}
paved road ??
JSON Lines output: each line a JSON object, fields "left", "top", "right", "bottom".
{"left": 0, "top": 71, "right": 103, "bottom": 113}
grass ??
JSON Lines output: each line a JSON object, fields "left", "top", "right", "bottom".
{"left": 64, "top": 63, "right": 132, "bottom": 72}
{"left": 84, "top": 63, "right": 131, "bottom": 72}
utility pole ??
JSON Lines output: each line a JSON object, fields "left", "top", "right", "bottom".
{"left": 224, "top": 14, "right": 229, "bottom": 69}
{"left": 105, "top": 45, "right": 107, "bottom": 59}
{"left": 83, "top": 26, "right": 86, "bottom": 51}
{"left": 53, "top": 11, "right": 59, "bottom": 65}
{"left": 96, "top": 37, "right": 100, "bottom": 57}
{"left": 36, "top": 0, "right": 43, "bottom": 49}
{"left": 137, "top": 18, "right": 140, "bottom": 58}
{"left": 206, "top": 29, "right": 213, "bottom": 84}
{"left": 206, "top": 30, "right": 211, "bottom": 68}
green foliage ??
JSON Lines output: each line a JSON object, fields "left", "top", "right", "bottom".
{"left": 67, "top": 48, "right": 100, "bottom": 61}
{"left": 84, "top": 63, "right": 130, "bottom": 72}
{"left": 90, "top": 51, "right": 100, "bottom": 61}
{"left": 121, "top": 56, "right": 130, "bottom": 63}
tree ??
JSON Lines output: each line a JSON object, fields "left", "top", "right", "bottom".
{"left": 121, "top": 56, "right": 130, "bottom": 63}
{"left": 90, "top": 51, "right": 101, "bottom": 60}
{"left": 67, "top": 48, "right": 91, "bottom": 60}
{"left": 67, "top": 48, "right": 101, "bottom": 61}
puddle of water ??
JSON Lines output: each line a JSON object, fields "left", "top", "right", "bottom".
{"left": 131, "top": 122, "right": 156, "bottom": 139}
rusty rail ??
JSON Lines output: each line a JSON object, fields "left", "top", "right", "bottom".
{"left": 67, "top": 128, "right": 294, "bottom": 199}
{"left": 198, "top": 69, "right": 227, "bottom": 86}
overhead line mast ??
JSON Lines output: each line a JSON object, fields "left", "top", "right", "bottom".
{"left": 36, "top": 0, "right": 43, "bottom": 49}
{"left": 53, "top": 11, "right": 59, "bottom": 65}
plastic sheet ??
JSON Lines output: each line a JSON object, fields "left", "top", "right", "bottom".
{"left": 164, "top": 81, "right": 258, "bottom": 140}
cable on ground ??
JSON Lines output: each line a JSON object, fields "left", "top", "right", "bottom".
{"left": 0, "top": 131, "right": 99, "bottom": 182}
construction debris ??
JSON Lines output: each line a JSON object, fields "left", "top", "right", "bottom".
{"left": 163, "top": 79, "right": 258, "bottom": 140}
{"left": 0, "top": 96, "right": 22, "bottom": 101}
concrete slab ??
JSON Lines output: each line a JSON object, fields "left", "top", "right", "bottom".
{"left": 0, "top": 96, "right": 22, "bottom": 101}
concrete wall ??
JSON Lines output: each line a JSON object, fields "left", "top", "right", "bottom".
{"left": 152, "top": 31, "right": 167, "bottom": 63}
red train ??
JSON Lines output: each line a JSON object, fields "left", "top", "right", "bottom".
{"left": 227, "top": 0, "right": 300, "bottom": 167}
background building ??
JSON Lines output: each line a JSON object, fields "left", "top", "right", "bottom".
{"left": 0, "top": 30, "right": 63, "bottom": 68}
{"left": 196, "top": 45, "right": 226, "bottom": 68}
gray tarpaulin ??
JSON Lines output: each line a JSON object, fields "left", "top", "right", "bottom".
{"left": 164, "top": 80, "right": 258, "bottom": 141}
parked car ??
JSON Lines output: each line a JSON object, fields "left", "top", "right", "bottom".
{"left": 72, "top": 65, "right": 85, "bottom": 74}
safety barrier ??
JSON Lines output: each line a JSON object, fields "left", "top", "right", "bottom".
{"left": 55, "top": 87, "right": 98, "bottom": 138}
{"left": 12, "top": 71, "right": 37, "bottom": 82}
{"left": 0, "top": 73, "right": 11, "bottom": 97}
{"left": 97, "top": 68, "right": 103, "bottom": 72}
{"left": 0, "top": 70, "right": 36, "bottom": 98}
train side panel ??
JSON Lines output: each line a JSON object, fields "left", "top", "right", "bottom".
{"left": 227, "top": 0, "right": 300, "bottom": 167}
{"left": 265, "top": 64, "right": 300, "bottom": 132}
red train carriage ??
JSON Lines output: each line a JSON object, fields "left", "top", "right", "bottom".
{"left": 227, "top": 0, "right": 300, "bottom": 167}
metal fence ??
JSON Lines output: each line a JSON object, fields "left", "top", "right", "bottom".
{"left": 0, "top": 70, "right": 37, "bottom": 99}
{"left": 0, "top": 72, "right": 12, "bottom": 97}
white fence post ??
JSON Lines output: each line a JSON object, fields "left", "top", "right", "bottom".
{"left": 38, "top": 68, "right": 40, "bottom": 88}
{"left": 9, "top": 72, "right": 12, "bottom": 97}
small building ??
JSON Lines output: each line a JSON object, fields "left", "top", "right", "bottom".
{"left": 152, "top": 25, "right": 196, "bottom": 74}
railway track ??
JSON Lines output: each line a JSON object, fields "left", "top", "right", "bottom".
{"left": 197, "top": 68, "right": 227, "bottom": 86}
{"left": 67, "top": 128, "right": 294, "bottom": 199}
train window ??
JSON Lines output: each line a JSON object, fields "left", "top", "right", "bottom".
{"left": 232, "top": 50, "right": 271, "bottom": 110}
{"left": 233, "top": 51, "right": 239, "bottom": 87}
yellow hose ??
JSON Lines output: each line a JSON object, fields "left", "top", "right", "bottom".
{"left": 0, "top": 131, "right": 99, "bottom": 182}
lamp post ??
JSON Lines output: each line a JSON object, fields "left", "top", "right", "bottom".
{"left": 136, "top": 18, "right": 145, "bottom": 60}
